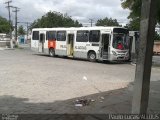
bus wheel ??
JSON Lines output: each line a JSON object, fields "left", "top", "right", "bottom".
{"left": 88, "top": 51, "right": 96, "bottom": 62}
{"left": 49, "top": 48, "right": 55, "bottom": 57}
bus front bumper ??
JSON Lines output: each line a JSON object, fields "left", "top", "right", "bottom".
{"left": 109, "top": 53, "right": 129, "bottom": 61}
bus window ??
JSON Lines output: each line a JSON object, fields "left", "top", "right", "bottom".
{"left": 113, "top": 28, "right": 129, "bottom": 50}
{"left": 40, "top": 34, "right": 45, "bottom": 43}
{"left": 89, "top": 30, "right": 100, "bottom": 42}
{"left": 76, "top": 30, "right": 89, "bottom": 42}
{"left": 32, "top": 31, "right": 39, "bottom": 40}
{"left": 46, "top": 31, "right": 56, "bottom": 41}
{"left": 57, "top": 31, "right": 66, "bottom": 41}
{"left": 113, "top": 34, "right": 129, "bottom": 50}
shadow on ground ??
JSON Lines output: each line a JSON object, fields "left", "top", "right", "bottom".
{"left": 0, "top": 81, "right": 159, "bottom": 119}
{"left": 33, "top": 53, "right": 131, "bottom": 65}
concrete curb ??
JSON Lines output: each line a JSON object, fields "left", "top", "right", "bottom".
{"left": 0, "top": 47, "right": 15, "bottom": 50}
{"left": 130, "top": 62, "right": 160, "bottom": 70}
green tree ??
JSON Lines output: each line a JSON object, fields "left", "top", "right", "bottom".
{"left": 18, "top": 25, "right": 25, "bottom": 35}
{"left": 96, "top": 17, "right": 120, "bottom": 26}
{"left": 121, "top": 0, "right": 160, "bottom": 30}
{"left": 30, "top": 11, "right": 82, "bottom": 29}
{"left": 0, "top": 16, "right": 10, "bottom": 33}
{"left": 125, "top": 18, "right": 140, "bottom": 31}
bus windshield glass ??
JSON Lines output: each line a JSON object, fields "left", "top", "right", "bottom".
{"left": 112, "top": 28, "right": 129, "bottom": 50}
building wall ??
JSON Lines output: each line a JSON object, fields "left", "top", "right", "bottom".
{"left": 153, "top": 42, "right": 160, "bottom": 54}
{"left": 0, "top": 41, "right": 10, "bottom": 47}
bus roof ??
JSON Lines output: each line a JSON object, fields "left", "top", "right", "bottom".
{"left": 32, "top": 26, "right": 127, "bottom": 31}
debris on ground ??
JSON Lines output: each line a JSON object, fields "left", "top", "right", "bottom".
{"left": 74, "top": 96, "right": 106, "bottom": 106}
{"left": 97, "top": 96, "right": 105, "bottom": 103}
{"left": 74, "top": 98, "right": 95, "bottom": 107}
{"left": 100, "top": 96, "right": 105, "bottom": 100}
{"left": 91, "top": 99, "right": 95, "bottom": 102}
{"left": 75, "top": 103, "right": 83, "bottom": 107}
{"left": 82, "top": 76, "right": 87, "bottom": 81}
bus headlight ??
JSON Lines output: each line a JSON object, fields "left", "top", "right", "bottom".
{"left": 112, "top": 51, "right": 117, "bottom": 56}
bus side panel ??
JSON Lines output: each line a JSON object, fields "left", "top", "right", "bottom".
{"left": 74, "top": 41, "right": 88, "bottom": 59}
{"left": 48, "top": 40, "right": 56, "bottom": 49}
{"left": 74, "top": 51, "right": 88, "bottom": 59}
{"left": 43, "top": 40, "right": 49, "bottom": 54}
{"left": 31, "top": 40, "right": 39, "bottom": 52}
{"left": 31, "top": 31, "right": 39, "bottom": 52}
{"left": 87, "top": 45, "right": 100, "bottom": 59}
{"left": 74, "top": 45, "right": 99, "bottom": 59}
{"left": 48, "top": 40, "right": 56, "bottom": 55}
{"left": 55, "top": 41, "right": 67, "bottom": 56}
{"left": 31, "top": 30, "right": 43, "bottom": 53}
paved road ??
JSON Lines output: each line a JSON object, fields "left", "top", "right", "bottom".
{"left": 153, "top": 56, "right": 160, "bottom": 65}
{"left": 0, "top": 48, "right": 159, "bottom": 114}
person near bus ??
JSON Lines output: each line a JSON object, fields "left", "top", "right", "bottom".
{"left": 117, "top": 41, "right": 124, "bottom": 50}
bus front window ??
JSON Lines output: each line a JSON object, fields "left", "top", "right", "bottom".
{"left": 113, "top": 33, "right": 129, "bottom": 50}
{"left": 112, "top": 28, "right": 129, "bottom": 50}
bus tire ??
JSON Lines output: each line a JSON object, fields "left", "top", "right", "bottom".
{"left": 88, "top": 51, "right": 96, "bottom": 62}
{"left": 49, "top": 48, "right": 55, "bottom": 57}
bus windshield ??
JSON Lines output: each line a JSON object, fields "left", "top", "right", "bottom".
{"left": 112, "top": 28, "right": 129, "bottom": 50}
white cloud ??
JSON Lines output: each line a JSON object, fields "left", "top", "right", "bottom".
{"left": 0, "top": 0, "right": 130, "bottom": 26}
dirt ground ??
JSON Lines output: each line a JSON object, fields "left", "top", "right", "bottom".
{"left": 0, "top": 48, "right": 159, "bottom": 115}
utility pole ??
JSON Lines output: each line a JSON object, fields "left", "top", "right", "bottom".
{"left": 26, "top": 22, "right": 29, "bottom": 41}
{"left": 4, "top": 0, "right": 13, "bottom": 48}
{"left": 12, "top": 7, "right": 20, "bottom": 43}
{"left": 132, "top": 0, "right": 157, "bottom": 114}
{"left": 89, "top": 19, "right": 94, "bottom": 27}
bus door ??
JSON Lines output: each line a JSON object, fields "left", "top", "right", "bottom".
{"left": 39, "top": 33, "right": 45, "bottom": 53}
{"left": 100, "top": 34, "right": 110, "bottom": 59}
{"left": 67, "top": 34, "right": 74, "bottom": 56}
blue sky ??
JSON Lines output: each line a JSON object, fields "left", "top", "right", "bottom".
{"left": 0, "top": 0, "right": 129, "bottom": 26}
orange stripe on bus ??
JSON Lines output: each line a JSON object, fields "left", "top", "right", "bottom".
{"left": 48, "top": 40, "right": 56, "bottom": 49}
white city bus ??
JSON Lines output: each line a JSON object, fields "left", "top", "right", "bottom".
{"left": 31, "top": 27, "right": 130, "bottom": 62}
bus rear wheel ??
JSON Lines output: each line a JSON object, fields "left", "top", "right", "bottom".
{"left": 49, "top": 48, "right": 55, "bottom": 57}
{"left": 88, "top": 51, "right": 96, "bottom": 62}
